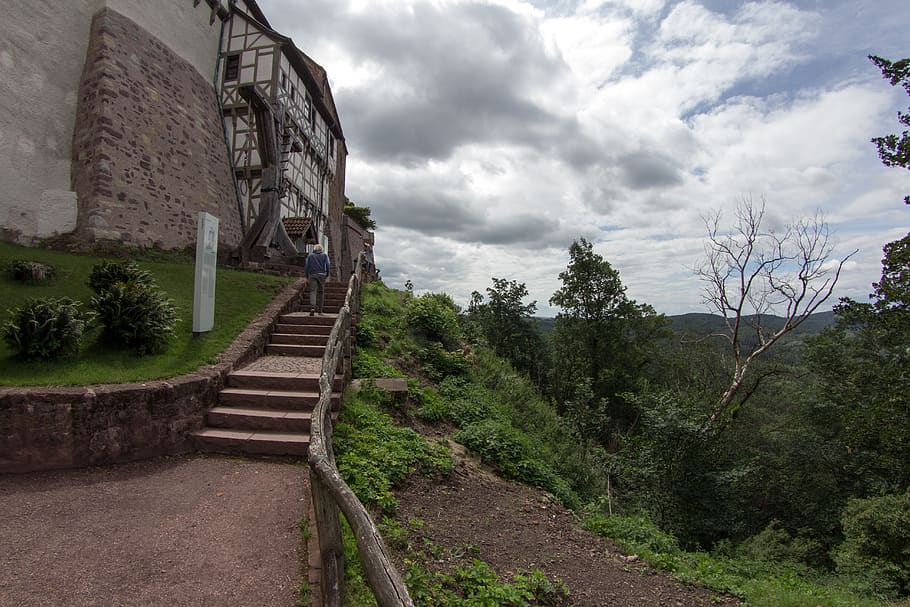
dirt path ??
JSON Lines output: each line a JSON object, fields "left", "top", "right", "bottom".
{"left": 0, "top": 456, "right": 308, "bottom": 607}
{"left": 395, "top": 448, "right": 742, "bottom": 607}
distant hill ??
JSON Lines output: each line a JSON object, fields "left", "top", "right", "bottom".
{"left": 534, "top": 311, "right": 836, "bottom": 338}
{"left": 669, "top": 311, "right": 836, "bottom": 337}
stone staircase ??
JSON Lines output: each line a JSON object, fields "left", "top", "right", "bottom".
{"left": 193, "top": 282, "right": 351, "bottom": 457}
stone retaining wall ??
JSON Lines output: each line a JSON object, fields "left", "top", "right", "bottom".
{"left": 0, "top": 278, "right": 306, "bottom": 474}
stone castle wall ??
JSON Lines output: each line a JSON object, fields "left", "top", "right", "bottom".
{"left": 71, "top": 8, "right": 242, "bottom": 250}
{"left": 0, "top": 278, "right": 308, "bottom": 474}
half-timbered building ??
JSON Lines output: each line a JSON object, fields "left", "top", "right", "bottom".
{"left": 219, "top": 3, "right": 348, "bottom": 274}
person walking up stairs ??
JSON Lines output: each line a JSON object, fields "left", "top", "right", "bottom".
{"left": 304, "top": 244, "right": 330, "bottom": 315}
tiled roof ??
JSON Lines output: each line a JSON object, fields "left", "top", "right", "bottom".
{"left": 282, "top": 216, "right": 313, "bottom": 238}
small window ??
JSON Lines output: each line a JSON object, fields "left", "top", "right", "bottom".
{"left": 328, "top": 133, "right": 335, "bottom": 157}
{"left": 290, "top": 84, "right": 296, "bottom": 102}
{"left": 224, "top": 54, "right": 240, "bottom": 82}
{"left": 281, "top": 72, "right": 287, "bottom": 91}
{"left": 304, "top": 96, "right": 312, "bottom": 123}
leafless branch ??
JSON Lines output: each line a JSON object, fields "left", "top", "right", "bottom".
{"left": 695, "top": 195, "right": 856, "bottom": 430}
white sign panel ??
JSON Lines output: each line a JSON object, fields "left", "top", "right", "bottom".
{"left": 193, "top": 212, "right": 219, "bottom": 334}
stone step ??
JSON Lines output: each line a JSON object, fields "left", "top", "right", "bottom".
{"left": 270, "top": 333, "right": 330, "bottom": 346}
{"left": 300, "top": 304, "right": 344, "bottom": 314}
{"left": 218, "top": 387, "right": 341, "bottom": 410}
{"left": 280, "top": 313, "right": 338, "bottom": 326}
{"left": 206, "top": 406, "right": 327, "bottom": 433}
{"left": 274, "top": 323, "right": 332, "bottom": 335}
{"left": 193, "top": 428, "right": 309, "bottom": 456}
{"left": 227, "top": 370, "right": 343, "bottom": 391}
{"left": 265, "top": 343, "right": 326, "bottom": 357}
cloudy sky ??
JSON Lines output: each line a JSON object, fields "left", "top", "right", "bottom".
{"left": 260, "top": 0, "right": 909, "bottom": 316}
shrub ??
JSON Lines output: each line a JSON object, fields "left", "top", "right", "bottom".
{"left": 455, "top": 419, "right": 577, "bottom": 506}
{"left": 418, "top": 342, "right": 471, "bottom": 381}
{"left": 585, "top": 513, "right": 680, "bottom": 555}
{"left": 406, "top": 292, "right": 461, "bottom": 346}
{"left": 87, "top": 260, "right": 153, "bottom": 294}
{"left": 834, "top": 491, "right": 910, "bottom": 597}
{"left": 6, "top": 260, "right": 57, "bottom": 283}
{"left": 352, "top": 350, "right": 401, "bottom": 378}
{"left": 3, "top": 297, "right": 91, "bottom": 359}
{"left": 736, "top": 520, "right": 821, "bottom": 566}
{"left": 91, "top": 280, "right": 178, "bottom": 355}
{"left": 355, "top": 319, "right": 377, "bottom": 348}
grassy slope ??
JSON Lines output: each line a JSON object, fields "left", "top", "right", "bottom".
{"left": 0, "top": 241, "right": 289, "bottom": 386}
{"left": 344, "top": 282, "right": 892, "bottom": 607}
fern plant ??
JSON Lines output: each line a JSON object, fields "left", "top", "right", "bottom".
{"left": 3, "top": 297, "right": 92, "bottom": 359}
{"left": 91, "top": 280, "right": 178, "bottom": 355}
{"left": 87, "top": 260, "right": 153, "bottom": 293}
{"left": 6, "top": 260, "right": 57, "bottom": 283}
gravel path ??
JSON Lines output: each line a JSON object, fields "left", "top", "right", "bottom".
{"left": 0, "top": 456, "right": 309, "bottom": 607}
{"left": 243, "top": 355, "right": 324, "bottom": 374}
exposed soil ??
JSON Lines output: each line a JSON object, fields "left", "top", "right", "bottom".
{"left": 0, "top": 456, "right": 308, "bottom": 607}
{"left": 395, "top": 445, "right": 743, "bottom": 607}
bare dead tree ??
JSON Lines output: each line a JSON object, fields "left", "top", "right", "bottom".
{"left": 695, "top": 196, "right": 856, "bottom": 428}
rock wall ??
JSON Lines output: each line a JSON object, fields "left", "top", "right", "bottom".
{"left": 71, "top": 8, "right": 242, "bottom": 250}
{"left": 0, "top": 278, "right": 307, "bottom": 474}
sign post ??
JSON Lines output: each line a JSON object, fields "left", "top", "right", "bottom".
{"left": 193, "top": 212, "right": 219, "bottom": 335}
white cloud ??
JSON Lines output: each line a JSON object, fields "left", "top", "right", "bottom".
{"left": 258, "top": 0, "right": 910, "bottom": 316}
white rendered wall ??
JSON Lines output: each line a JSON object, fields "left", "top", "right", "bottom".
{"left": 105, "top": 0, "right": 226, "bottom": 82}
{"left": 0, "top": 0, "right": 225, "bottom": 244}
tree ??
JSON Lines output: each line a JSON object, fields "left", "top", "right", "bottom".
{"left": 343, "top": 197, "right": 377, "bottom": 230}
{"left": 696, "top": 196, "right": 854, "bottom": 428}
{"left": 467, "top": 278, "right": 547, "bottom": 386}
{"left": 869, "top": 55, "right": 910, "bottom": 204}
{"left": 549, "top": 238, "right": 668, "bottom": 440}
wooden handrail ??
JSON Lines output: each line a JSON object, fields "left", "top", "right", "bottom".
{"left": 308, "top": 253, "right": 414, "bottom": 607}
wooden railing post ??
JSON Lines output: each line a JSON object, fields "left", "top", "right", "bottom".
{"left": 308, "top": 252, "right": 413, "bottom": 607}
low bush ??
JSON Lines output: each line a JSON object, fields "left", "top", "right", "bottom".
{"left": 418, "top": 342, "right": 471, "bottom": 381}
{"left": 404, "top": 557, "right": 569, "bottom": 607}
{"left": 87, "top": 259, "right": 153, "bottom": 293}
{"left": 585, "top": 513, "right": 680, "bottom": 555}
{"left": 834, "top": 491, "right": 910, "bottom": 598}
{"left": 91, "top": 280, "right": 178, "bottom": 355}
{"left": 406, "top": 292, "right": 461, "bottom": 346}
{"left": 2, "top": 297, "right": 91, "bottom": 359}
{"left": 6, "top": 260, "right": 57, "bottom": 283}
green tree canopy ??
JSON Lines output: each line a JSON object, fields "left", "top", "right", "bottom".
{"left": 467, "top": 278, "right": 548, "bottom": 386}
{"left": 343, "top": 197, "right": 377, "bottom": 230}
{"left": 548, "top": 238, "right": 668, "bottom": 440}
{"left": 870, "top": 55, "right": 910, "bottom": 204}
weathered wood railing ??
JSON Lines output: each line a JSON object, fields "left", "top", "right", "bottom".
{"left": 308, "top": 253, "right": 413, "bottom": 607}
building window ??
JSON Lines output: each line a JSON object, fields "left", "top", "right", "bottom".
{"left": 224, "top": 54, "right": 240, "bottom": 82}
{"left": 281, "top": 72, "right": 287, "bottom": 91}
{"left": 304, "top": 96, "right": 312, "bottom": 125}
{"left": 290, "top": 84, "right": 296, "bottom": 102}
{"left": 328, "top": 133, "right": 335, "bottom": 157}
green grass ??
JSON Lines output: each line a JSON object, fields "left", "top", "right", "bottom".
{"left": 585, "top": 513, "right": 895, "bottom": 607}
{"left": 0, "top": 240, "right": 289, "bottom": 385}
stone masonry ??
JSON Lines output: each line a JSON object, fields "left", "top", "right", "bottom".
{"left": 71, "top": 8, "right": 242, "bottom": 250}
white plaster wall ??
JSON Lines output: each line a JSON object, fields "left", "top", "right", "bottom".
{"left": 105, "top": 0, "right": 226, "bottom": 81}
{"left": 0, "top": 0, "right": 97, "bottom": 241}
{"left": 0, "top": 0, "right": 226, "bottom": 243}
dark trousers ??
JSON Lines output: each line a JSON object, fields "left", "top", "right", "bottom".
{"left": 308, "top": 274, "right": 327, "bottom": 312}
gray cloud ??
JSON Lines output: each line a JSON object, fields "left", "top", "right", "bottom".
{"left": 370, "top": 185, "right": 565, "bottom": 247}
{"left": 268, "top": 0, "right": 598, "bottom": 169}
{"left": 619, "top": 150, "right": 684, "bottom": 189}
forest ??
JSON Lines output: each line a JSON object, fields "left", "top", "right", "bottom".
{"left": 372, "top": 55, "right": 909, "bottom": 602}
